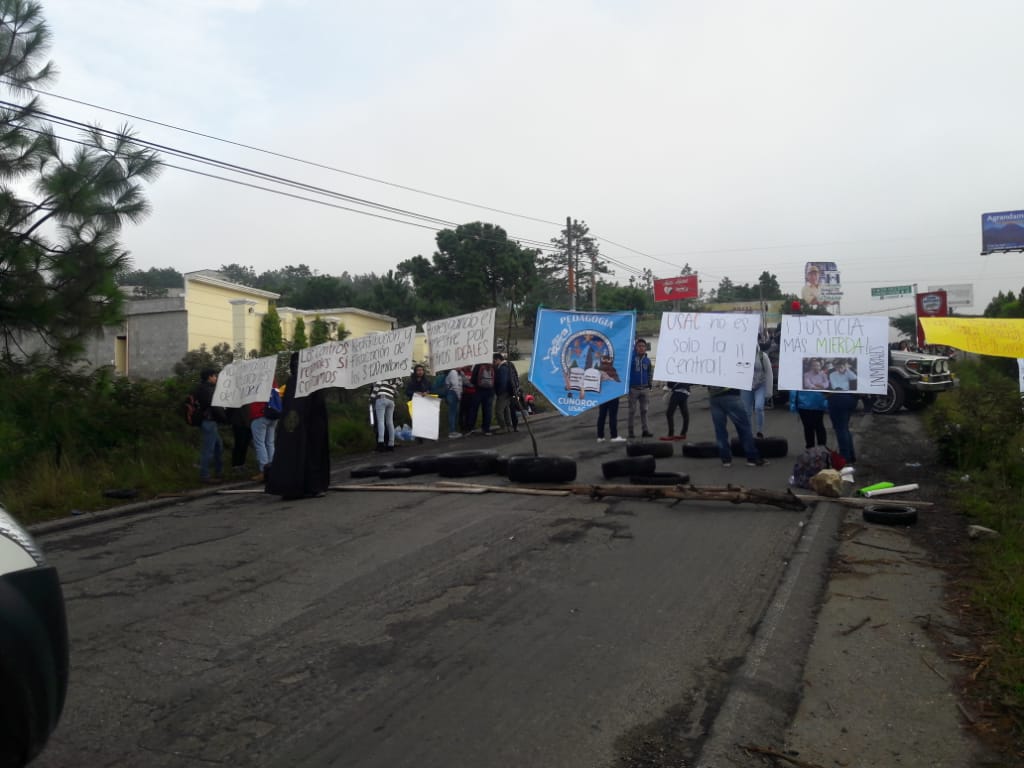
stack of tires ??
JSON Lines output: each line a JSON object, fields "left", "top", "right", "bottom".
{"left": 601, "top": 441, "right": 690, "bottom": 485}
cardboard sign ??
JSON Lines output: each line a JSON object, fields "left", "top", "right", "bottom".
{"left": 653, "top": 312, "right": 760, "bottom": 389}
{"left": 778, "top": 315, "right": 888, "bottom": 395}
{"left": 423, "top": 308, "right": 495, "bottom": 371}
{"left": 212, "top": 355, "right": 277, "bottom": 408}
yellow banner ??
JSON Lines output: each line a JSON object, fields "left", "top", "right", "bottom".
{"left": 920, "top": 317, "right": 1024, "bottom": 358}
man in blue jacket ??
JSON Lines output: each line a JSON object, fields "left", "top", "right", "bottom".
{"left": 627, "top": 339, "right": 654, "bottom": 438}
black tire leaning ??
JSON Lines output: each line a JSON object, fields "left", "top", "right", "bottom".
{"left": 862, "top": 505, "right": 918, "bottom": 526}
{"left": 629, "top": 472, "right": 690, "bottom": 486}
{"left": 378, "top": 467, "right": 414, "bottom": 480}
{"left": 681, "top": 441, "right": 719, "bottom": 459}
{"left": 626, "top": 442, "right": 674, "bottom": 459}
{"left": 436, "top": 450, "right": 500, "bottom": 477}
{"left": 602, "top": 455, "right": 657, "bottom": 479}
{"left": 350, "top": 465, "right": 390, "bottom": 479}
{"left": 507, "top": 456, "right": 577, "bottom": 483}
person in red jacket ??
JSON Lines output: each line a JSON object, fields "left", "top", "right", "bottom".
{"left": 249, "top": 383, "right": 281, "bottom": 481}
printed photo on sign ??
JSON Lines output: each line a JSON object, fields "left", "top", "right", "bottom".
{"left": 778, "top": 315, "right": 887, "bottom": 395}
{"left": 653, "top": 312, "right": 760, "bottom": 389}
{"left": 529, "top": 309, "right": 635, "bottom": 416}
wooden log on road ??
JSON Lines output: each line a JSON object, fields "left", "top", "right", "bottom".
{"left": 558, "top": 483, "right": 808, "bottom": 511}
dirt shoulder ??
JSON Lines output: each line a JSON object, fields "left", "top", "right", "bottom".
{"left": 783, "top": 407, "right": 1017, "bottom": 767}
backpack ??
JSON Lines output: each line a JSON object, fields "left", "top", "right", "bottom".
{"left": 183, "top": 391, "right": 203, "bottom": 427}
{"left": 476, "top": 364, "right": 495, "bottom": 390}
{"left": 791, "top": 446, "right": 833, "bottom": 489}
{"left": 265, "top": 388, "right": 283, "bottom": 420}
{"left": 430, "top": 372, "right": 447, "bottom": 396}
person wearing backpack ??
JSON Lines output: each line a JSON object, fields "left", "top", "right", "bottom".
{"left": 249, "top": 383, "right": 282, "bottom": 482}
{"left": 471, "top": 361, "right": 496, "bottom": 435}
{"left": 195, "top": 368, "right": 226, "bottom": 484}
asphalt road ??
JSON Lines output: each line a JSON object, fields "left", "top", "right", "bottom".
{"left": 33, "top": 391, "right": 843, "bottom": 768}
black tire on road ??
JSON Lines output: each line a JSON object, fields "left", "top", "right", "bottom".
{"left": 495, "top": 453, "right": 536, "bottom": 474}
{"left": 602, "top": 455, "right": 657, "bottom": 479}
{"left": 682, "top": 441, "right": 719, "bottom": 459}
{"left": 393, "top": 454, "right": 443, "bottom": 475}
{"left": 436, "top": 450, "right": 500, "bottom": 478}
{"left": 626, "top": 442, "right": 674, "bottom": 459}
{"left": 378, "top": 467, "right": 414, "bottom": 480}
{"left": 629, "top": 472, "right": 690, "bottom": 486}
{"left": 862, "top": 504, "right": 918, "bottom": 526}
{"left": 350, "top": 465, "right": 390, "bottom": 479}
{"left": 871, "top": 378, "right": 905, "bottom": 415}
{"left": 507, "top": 455, "right": 577, "bottom": 483}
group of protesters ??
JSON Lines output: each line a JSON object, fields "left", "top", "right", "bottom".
{"left": 371, "top": 353, "right": 531, "bottom": 450}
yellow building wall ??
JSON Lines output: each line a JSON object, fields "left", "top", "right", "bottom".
{"left": 276, "top": 310, "right": 395, "bottom": 344}
{"left": 186, "top": 281, "right": 272, "bottom": 353}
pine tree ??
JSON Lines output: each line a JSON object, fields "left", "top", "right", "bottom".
{"left": 0, "top": 0, "right": 162, "bottom": 360}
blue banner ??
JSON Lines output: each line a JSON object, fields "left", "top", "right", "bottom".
{"left": 529, "top": 309, "right": 636, "bottom": 416}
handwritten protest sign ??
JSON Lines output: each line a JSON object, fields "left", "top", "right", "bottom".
{"left": 424, "top": 308, "right": 495, "bottom": 371}
{"left": 346, "top": 326, "right": 416, "bottom": 389}
{"left": 293, "top": 326, "right": 417, "bottom": 397}
{"left": 653, "top": 312, "right": 760, "bottom": 389}
{"left": 778, "top": 315, "right": 888, "bottom": 395}
{"left": 212, "top": 356, "right": 277, "bottom": 408}
{"left": 921, "top": 317, "right": 1024, "bottom": 358}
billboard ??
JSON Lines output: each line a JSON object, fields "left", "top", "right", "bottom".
{"left": 802, "top": 262, "right": 842, "bottom": 307}
{"left": 653, "top": 275, "right": 698, "bottom": 302}
{"left": 915, "top": 290, "right": 948, "bottom": 347}
{"left": 926, "top": 283, "right": 973, "bottom": 308}
{"left": 981, "top": 210, "right": 1024, "bottom": 254}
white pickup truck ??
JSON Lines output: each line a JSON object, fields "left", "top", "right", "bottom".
{"left": 871, "top": 349, "right": 957, "bottom": 414}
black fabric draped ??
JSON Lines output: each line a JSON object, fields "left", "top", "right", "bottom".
{"left": 266, "top": 353, "right": 331, "bottom": 499}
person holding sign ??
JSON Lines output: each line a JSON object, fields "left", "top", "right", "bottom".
{"left": 707, "top": 385, "right": 765, "bottom": 467}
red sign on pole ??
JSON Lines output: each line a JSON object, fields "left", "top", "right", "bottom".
{"left": 653, "top": 275, "right": 698, "bottom": 303}
{"left": 916, "top": 290, "right": 948, "bottom": 347}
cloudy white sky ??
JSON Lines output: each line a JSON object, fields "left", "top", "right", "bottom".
{"left": 36, "top": 0, "right": 1024, "bottom": 315}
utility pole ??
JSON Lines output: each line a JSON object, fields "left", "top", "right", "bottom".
{"left": 591, "top": 246, "right": 598, "bottom": 311}
{"left": 566, "top": 216, "right": 575, "bottom": 311}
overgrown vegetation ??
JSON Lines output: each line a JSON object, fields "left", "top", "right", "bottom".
{"left": 927, "top": 357, "right": 1024, "bottom": 718}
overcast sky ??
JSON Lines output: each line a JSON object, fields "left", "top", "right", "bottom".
{"left": 36, "top": 0, "right": 1024, "bottom": 316}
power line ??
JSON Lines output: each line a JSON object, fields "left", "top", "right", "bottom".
{"left": 2, "top": 82, "right": 669, "bottom": 273}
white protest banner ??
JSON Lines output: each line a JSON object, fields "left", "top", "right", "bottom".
{"left": 294, "top": 340, "right": 349, "bottom": 397}
{"left": 212, "top": 355, "right": 277, "bottom": 408}
{"left": 1018, "top": 359, "right": 1024, "bottom": 395}
{"left": 423, "top": 308, "right": 496, "bottom": 371}
{"left": 778, "top": 315, "right": 888, "bottom": 395}
{"left": 653, "top": 312, "right": 760, "bottom": 389}
{"left": 346, "top": 325, "right": 416, "bottom": 389}
{"left": 410, "top": 394, "right": 441, "bottom": 441}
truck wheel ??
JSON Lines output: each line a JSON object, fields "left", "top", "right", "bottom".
{"left": 871, "top": 378, "right": 905, "bottom": 415}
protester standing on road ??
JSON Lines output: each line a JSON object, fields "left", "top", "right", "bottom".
{"left": 196, "top": 368, "right": 226, "bottom": 483}
{"left": 444, "top": 368, "right": 463, "bottom": 438}
{"left": 707, "top": 385, "right": 765, "bottom": 467}
{"left": 471, "top": 360, "right": 496, "bottom": 435}
{"left": 663, "top": 381, "right": 691, "bottom": 441}
{"left": 492, "top": 353, "right": 514, "bottom": 433}
{"left": 249, "top": 383, "right": 281, "bottom": 481}
{"left": 459, "top": 366, "right": 477, "bottom": 434}
{"left": 628, "top": 338, "right": 654, "bottom": 438}
{"left": 741, "top": 342, "right": 774, "bottom": 438}
{"left": 828, "top": 392, "right": 858, "bottom": 465}
{"left": 597, "top": 395, "right": 626, "bottom": 443}
{"left": 789, "top": 388, "right": 829, "bottom": 450}
{"left": 371, "top": 377, "right": 399, "bottom": 451}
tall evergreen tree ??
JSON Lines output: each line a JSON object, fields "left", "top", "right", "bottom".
{"left": 536, "top": 220, "right": 610, "bottom": 308}
{"left": 0, "top": 0, "right": 162, "bottom": 360}
{"left": 260, "top": 306, "right": 284, "bottom": 355}
{"left": 292, "top": 317, "right": 308, "bottom": 349}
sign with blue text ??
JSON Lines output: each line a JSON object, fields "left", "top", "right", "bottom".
{"left": 529, "top": 309, "right": 636, "bottom": 416}
{"left": 653, "top": 312, "right": 761, "bottom": 389}
{"left": 778, "top": 315, "right": 888, "bottom": 395}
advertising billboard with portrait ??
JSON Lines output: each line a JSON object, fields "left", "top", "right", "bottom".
{"left": 801, "top": 262, "right": 842, "bottom": 307}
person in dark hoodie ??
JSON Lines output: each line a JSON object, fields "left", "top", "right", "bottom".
{"left": 196, "top": 368, "right": 226, "bottom": 483}
{"left": 266, "top": 353, "right": 330, "bottom": 499}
